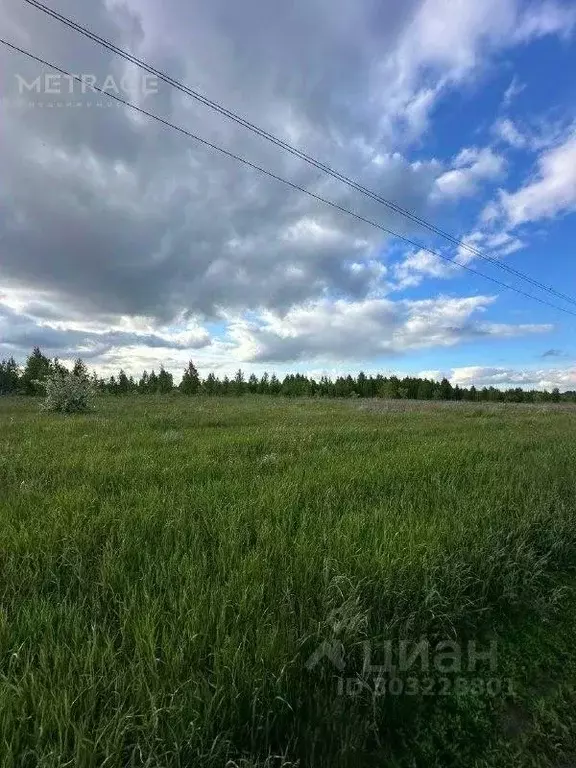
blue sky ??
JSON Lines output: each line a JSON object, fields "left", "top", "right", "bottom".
{"left": 396, "top": 28, "right": 576, "bottom": 384}
{"left": 1, "top": 0, "right": 575, "bottom": 390}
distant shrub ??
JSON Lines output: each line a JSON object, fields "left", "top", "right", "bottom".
{"left": 40, "top": 371, "right": 95, "bottom": 414}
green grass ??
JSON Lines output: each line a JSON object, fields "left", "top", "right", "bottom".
{"left": 1, "top": 395, "right": 576, "bottom": 767}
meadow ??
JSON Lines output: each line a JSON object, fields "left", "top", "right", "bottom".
{"left": 1, "top": 395, "right": 576, "bottom": 767}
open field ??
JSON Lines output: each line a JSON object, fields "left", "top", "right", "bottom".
{"left": 1, "top": 396, "right": 576, "bottom": 767}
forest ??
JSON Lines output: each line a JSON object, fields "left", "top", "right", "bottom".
{"left": 1, "top": 346, "right": 573, "bottom": 403}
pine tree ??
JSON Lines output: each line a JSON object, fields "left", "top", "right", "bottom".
{"left": 72, "top": 357, "right": 89, "bottom": 382}
{"left": 22, "top": 347, "right": 52, "bottom": 395}
{"left": 379, "top": 377, "right": 400, "bottom": 399}
{"left": 233, "top": 369, "right": 245, "bottom": 396}
{"left": 117, "top": 370, "right": 130, "bottom": 394}
{"left": 158, "top": 367, "right": 174, "bottom": 394}
{"left": 439, "top": 378, "right": 453, "bottom": 400}
{"left": 0, "top": 357, "right": 20, "bottom": 395}
{"left": 281, "top": 375, "right": 294, "bottom": 397}
{"left": 416, "top": 379, "right": 434, "bottom": 400}
{"left": 269, "top": 374, "right": 281, "bottom": 395}
{"left": 356, "top": 371, "right": 368, "bottom": 397}
{"left": 52, "top": 358, "right": 68, "bottom": 377}
{"left": 203, "top": 372, "right": 217, "bottom": 395}
{"left": 148, "top": 370, "right": 159, "bottom": 393}
{"left": 318, "top": 376, "right": 332, "bottom": 397}
{"left": 91, "top": 371, "right": 105, "bottom": 392}
{"left": 180, "top": 361, "right": 200, "bottom": 395}
{"left": 139, "top": 371, "right": 149, "bottom": 393}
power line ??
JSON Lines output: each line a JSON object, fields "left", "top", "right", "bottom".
{"left": 19, "top": 0, "right": 576, "bottom": 311}
{"left": 3, "top": 37, "right": 576, "bottom": 321}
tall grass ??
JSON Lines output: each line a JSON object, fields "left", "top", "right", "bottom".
{"left": 1, "top": 396, "right": 575, "bottom": 766}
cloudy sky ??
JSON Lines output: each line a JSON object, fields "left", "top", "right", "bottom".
{"left": 1, "top": 0, "right": 576, "bottom": 390}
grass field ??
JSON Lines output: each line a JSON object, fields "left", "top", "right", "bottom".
{"left": 1, "top": 395, "right": 576, "bottom": 767}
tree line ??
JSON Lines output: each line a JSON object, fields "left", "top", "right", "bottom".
{"left": 1, "top": 346, "right": 574, "bottom": 403}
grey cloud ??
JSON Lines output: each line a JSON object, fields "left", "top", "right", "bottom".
{"left": 0, "top": 304, "right": 210, "bottom": 361}
{"left": 1, "top": 0, "right": 150, "bottom": 164}
{"left": 0, "top": 0, "right": 446, "bottom": 332}
{"left": 0, "top": 0, "right": 563, "bottom": 367}
{"left": 133, "top": 0, "right": 421, "bottom": 140}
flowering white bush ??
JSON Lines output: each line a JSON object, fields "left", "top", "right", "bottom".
{"left": 40, "top": 371, "right": 95, "bottom": 414}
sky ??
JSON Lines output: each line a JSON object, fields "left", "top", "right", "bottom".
{"left": 1, "top": 0, "right": 576, "bottom": 390}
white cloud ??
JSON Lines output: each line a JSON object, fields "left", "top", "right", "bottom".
{"left": 451, "top": 225, "right": 526, "bottom": 270}
{"left": 483, "top": 230, "right": 525, "bottom": 256}
{"left": 492, "top": 118, "right": 527, "bottom": 149}
{"left": 377, "top": 0, "right": 575, "bottom": 143}
{"left": 502, "top": 76, "right": 526, "bottom": 107}
{"left": 395, "top": 0, "right": 515, "bottom": 78}
{"left": 393, "top": 249, "right": 455, "bottom": 289}
{"left": 228, "top": 295, "right": 551, "bottom": 363}
{"left": 500, "top": 133, "right": 576, "bottom": 225}
{"left": 453, "top": 230, "right": 485, "bottom": 265}
{"left": 390, "top": 224, "right": 525, "bottom": 290}
{"left": 433, "top": 147, "right": 505, "bottom": 200}
{"left": 480, "top": 201, "right": 501, "bottom": 224}
{"left": 281, "top": 217, "right": 345, "bottom": 246}
{"left": 512, "top": 1, "right": 576, "bottom": 42}
{"left": 445, "top": 364, "right": 576, "bottom": 391}
{"left": 492, "top": 115, "right": 576, "bottom": 154}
